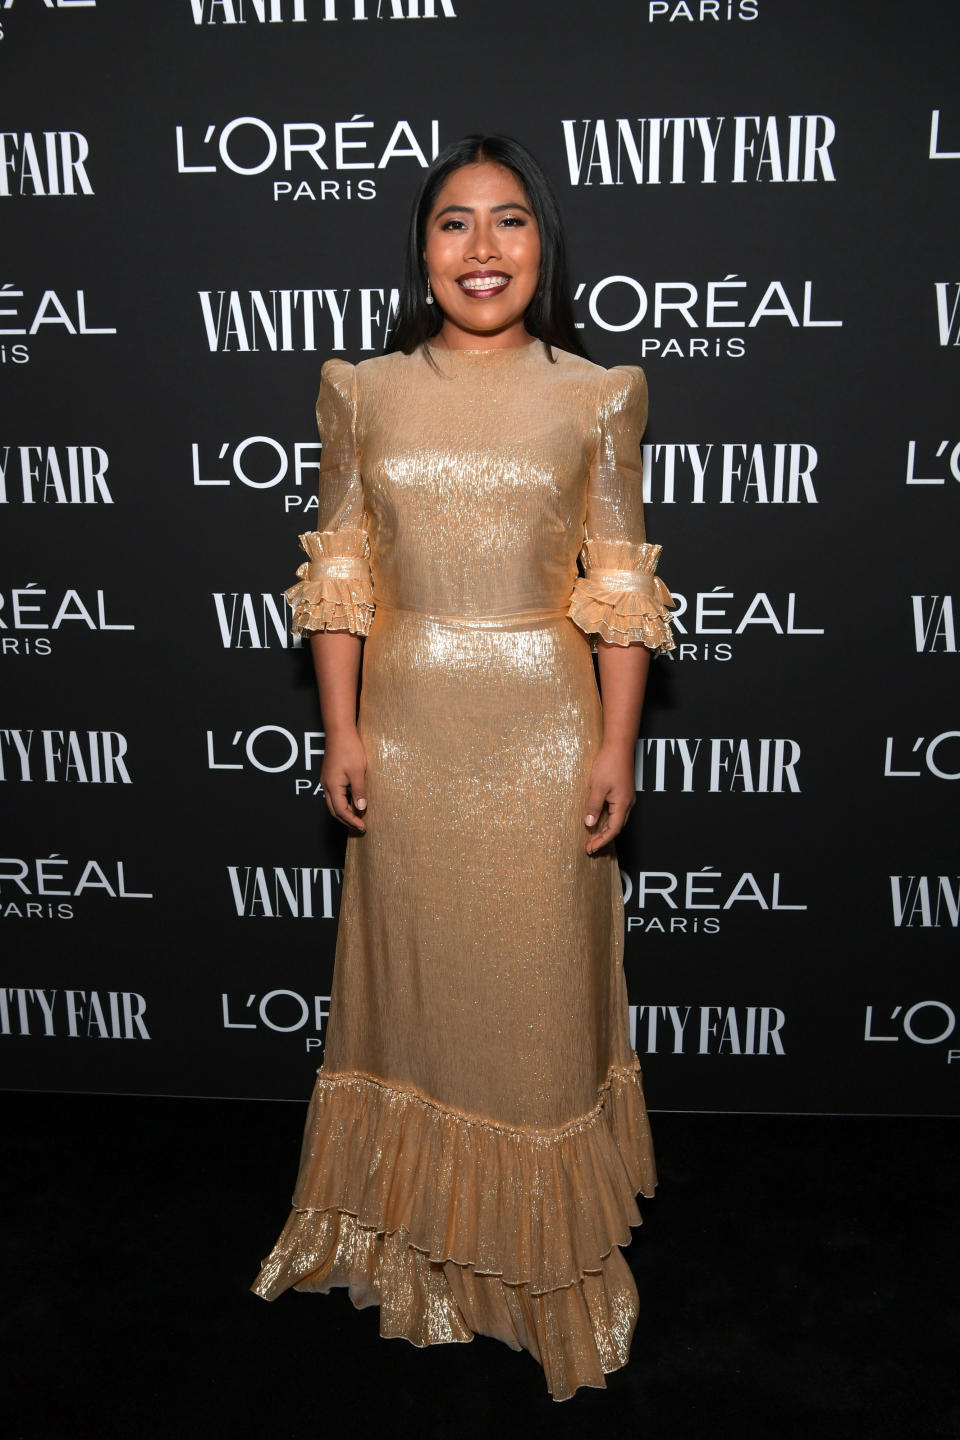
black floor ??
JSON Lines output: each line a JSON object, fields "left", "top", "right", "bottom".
{"left": 5, "top": 1093, "right": 958, "bottom": 1440}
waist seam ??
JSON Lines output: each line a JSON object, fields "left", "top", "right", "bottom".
{"left": 372, "top": 599, "right": 572, "bottom": 631}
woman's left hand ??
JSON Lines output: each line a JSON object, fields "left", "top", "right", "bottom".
{"left": 583, "top": 742, "right": 637, "bottom": 854}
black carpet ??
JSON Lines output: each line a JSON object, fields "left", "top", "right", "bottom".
{"left": 4, "top": 1093, "right": 958, "bottom": 1440}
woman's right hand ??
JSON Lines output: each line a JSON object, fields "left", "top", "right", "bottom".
{"left": 320, "top": 726, "right": 368, "bottom": 832}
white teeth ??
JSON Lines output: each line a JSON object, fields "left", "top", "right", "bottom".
{"left": 460, "top": 276, "right": 509, "bottom": 291}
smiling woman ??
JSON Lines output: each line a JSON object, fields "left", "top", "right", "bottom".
{"left": 389, "top": 133, "right": 587, "bottom": 359}
{"left": 422, "top": 161, "right": 542, "bottom": 346}
{"left": 252, "top": 134, "right": 677, "bottom": 1401}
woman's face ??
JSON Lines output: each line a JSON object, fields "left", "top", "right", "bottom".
{"left": 422, "top": 160, "right": 542, "bottom": 350}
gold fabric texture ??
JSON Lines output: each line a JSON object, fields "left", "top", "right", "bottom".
{"left": 253, "top": 341, "right": 676, "bottom": 1401}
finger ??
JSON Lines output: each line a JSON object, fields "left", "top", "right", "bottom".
{"left": 584, "top": 783, "right": 610, "bottom": 829}
{"left": 322, "top": 776, "right": 340, "bottom": 820}
{"left": 347, "top": 765, "right": 368, "bottom": 814}
{"left": 586, "top": 792, "right": 636, "bottom": 851}
{"left": 585, "top": 805, "right": 611, "bottom": 853}
{"left": 601, "top": 794, "right": 634, "bottom": 839}
{"left": 328, "top": 778, "right": 366, "bottom": 831}
{"left": 585, "top": 800, "right": 628, "bottom": 852}
{"left": 321, "top": 776, "right": 342, "bottom": 819}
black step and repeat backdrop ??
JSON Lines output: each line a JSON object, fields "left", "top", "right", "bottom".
{"left": 1, "top": 0, "right": 957, "bottom": 1114}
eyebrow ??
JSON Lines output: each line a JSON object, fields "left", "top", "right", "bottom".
{"left": 434, "top": 202, "right": 534, "bottom": 218}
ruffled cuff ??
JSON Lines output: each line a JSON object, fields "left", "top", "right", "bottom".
{"left": 568, "top": 539, "right": 675, "bottom": 654}
{"left": 284, "top": 528, "right": 375, "bottom": 637}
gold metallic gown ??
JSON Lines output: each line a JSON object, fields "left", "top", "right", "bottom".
{"left": 251, "top": 340, "right": 675, "bottom": 1401}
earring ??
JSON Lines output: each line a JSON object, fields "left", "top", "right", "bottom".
{"left": 425, "top": 276, "right": 434, "bottom": 306}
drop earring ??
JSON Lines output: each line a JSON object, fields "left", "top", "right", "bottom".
{"left": 425, "top": 276, "right": 434, "bottom": 305}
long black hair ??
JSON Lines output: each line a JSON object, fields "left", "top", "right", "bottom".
{"left": 386, "top": 133, "right": 588, "bottom": 361}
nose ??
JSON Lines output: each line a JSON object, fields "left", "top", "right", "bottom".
{"left": 466, "top": 217, "right": 500, "bottom": 265}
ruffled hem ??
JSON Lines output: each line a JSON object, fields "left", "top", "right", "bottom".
{"left": 284, "top": 527, "right": 375, "bottom": 636}
{"left": 268, "top": 1058, "right": 654, "bottom": 1294}
{"left": 284, "top": 574, "right": 375, "bottom": 637}
{"left": 568, "top": 537, "right": 675, "bottom": 653}
{"left": 252, "top": 1059, "right": 654, "bottom": 1399}
{"left": 251, "top": 1209, "right": 639, "bottom": 1401}
{"left": 568, "top": 576, "right": 675, "bottom": 653}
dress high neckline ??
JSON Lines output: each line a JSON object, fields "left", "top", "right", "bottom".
{"left": 423, "top": 339, "right": 545, "bottom": 361}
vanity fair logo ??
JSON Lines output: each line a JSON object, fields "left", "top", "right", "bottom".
{"left": 884, "top": 732, "right": 960, "bottom": 780}
{"left": 0, "top": 132, "right": 92, "bottom": 196}
{"left": 213, "top": 592, "right": 301, "bottom": 648}
{"left": 647, "top": 0, "right": 758, "bottom": 20}
{"left": 629, "top": 1003, "right": 785, "bottom": 1055}
{"left": 890, "top": 876, "right": 960, "bottom": 929}
{"left": 0, "top": 987, "right": 149, "bottom": 1039}
{"left": 635, "top": 738, "right": 801, "bottom": 793}
{"left": 0, "top": 854, "right": 153, "bottom": 920}
{"left": 911, "top": 596, "right": 957, "bottom": 653}
{"left": 573, "top": 274, "right": 841, "bottom": 361}
{"left": 0, "top": 729, "right": 132, "bottom": 783}
{"left": 905, "top": 440, "right": 960, "bottom": 487}
{"left": 929, "top": 109, "right": 960, "bottom": 160}
{"left": 198, "top": 287, "right": 398, "bottom": 353}
{"left": 864, "top": 1001, "right": 960, "bottom": 1064}
{"left": 1, "top": 583, "right": 134, "bottom": 657}
{"left": 227, "top": 865, "right": 343, "bottom": 918}
{"left": 221, "top": 989, "right": 331, "bottom": 1053}
{"left": 643, "top": 442, "right": 818, "bottom": 503}
{"left": 191, "top": 436, "right": 321, "bottom": 513}
{"left": 207, "top": 726, "right": 326, "bottom": 795}
{"left": 935, "top": 283, "right": 960, "bottom": 346}
{"left": 620, "top": 866, "right": 806, "bottom": 935}
{"left": 188, "top": 0, "right": 457, "bottom": 22}
{"left": 0, "top": 446, "right": 112, "bottom": 503}
{"left": 177, "top": 116, "right": 439, "bottom": 203}
{"left": 0, "top": 284, "right": 116, "bottom": 366}
{"left": 663, "top": 585, "right": 824, "bottom": 662}
{"left": 563, "top": 114, "right": 835, "bottom": 186}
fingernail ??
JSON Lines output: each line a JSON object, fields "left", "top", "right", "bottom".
{"left": 356, "top": 798, "right": 367, "bottom": 810}
{"left": 585, "top": 814, "right": 596, "bottom": 825}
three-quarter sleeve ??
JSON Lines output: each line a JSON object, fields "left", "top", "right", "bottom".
{"left": 284, "top": 358, "right": 375, "bottom": 637}
{"left": 567, "top": 365, "right": 675, "bottom": 653}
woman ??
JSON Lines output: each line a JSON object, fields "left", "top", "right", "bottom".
{"left": 251, "top": 134, "right": 676, "bottom": 1401}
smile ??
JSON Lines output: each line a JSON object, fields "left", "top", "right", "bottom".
{"left": 457, "top": 273, "right": 511, "bottom": 297}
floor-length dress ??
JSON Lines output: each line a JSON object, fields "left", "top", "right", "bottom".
{"left": 251, "top": 340, "right": 675, "bottom": 1400}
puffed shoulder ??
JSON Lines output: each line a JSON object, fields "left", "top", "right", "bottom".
{"left": 319, "top": 356, "right": 356, "bottom": 386}
{"left": 597, "top": 364, "right": 648, "bottom": 429}
{"left": 317, "top": 357, "right": 356, "bottom": 407}
{"left": 315, "top": 359, "right": 358, "bottom": 440}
